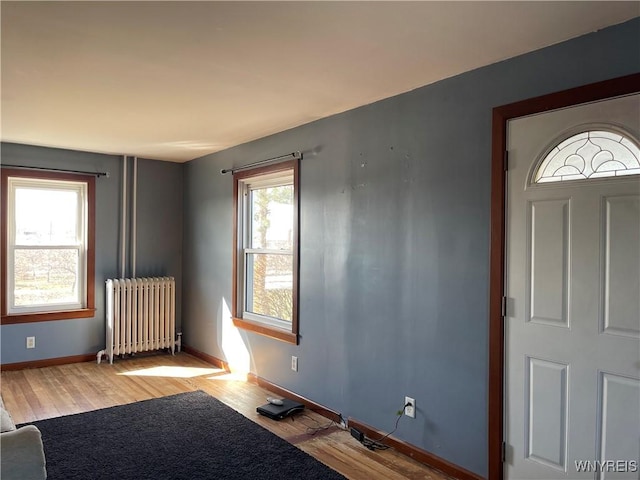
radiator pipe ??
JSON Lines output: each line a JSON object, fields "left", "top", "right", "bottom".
{"left": 120, "top": 156, "right": 127, "bottom": 278}
{"left": 132, "top": 156, "right": 138, "bottom": 279}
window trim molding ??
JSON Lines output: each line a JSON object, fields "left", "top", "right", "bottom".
{"left": 1, "top": 168, "right": 96, "bottom": 325}
{"left": 232, "top": 159, "right": 300, "bottom": 345}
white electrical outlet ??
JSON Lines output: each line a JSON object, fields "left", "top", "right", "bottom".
{"left": 405, "top": 396, "right": 415, "bottom": 418}
{"left": 291, "top": 356, "right": 298, "bottom": 372}
{"left": 26, "top": 336, "right": 36, "bottom": 349}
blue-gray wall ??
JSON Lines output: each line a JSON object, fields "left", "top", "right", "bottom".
{"left": 182, "top": 19, "right": 640, "bottom": 477}
{"left": 0, "top": 144, "right": 183, "bottom": 364}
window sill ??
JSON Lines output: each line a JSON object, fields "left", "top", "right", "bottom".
{"left": 232, "top": 317, "right": 298, "bottom": 345}
{"left": 1, "top": 308, "right": 96, "bottom": 325}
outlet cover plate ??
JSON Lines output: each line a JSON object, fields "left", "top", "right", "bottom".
{"left": 405, "top": 396, "right": 415, "bottom": 418}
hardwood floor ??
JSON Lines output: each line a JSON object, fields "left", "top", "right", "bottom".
{"left": 1, "top": 353, "right": 454, "bottom": 480}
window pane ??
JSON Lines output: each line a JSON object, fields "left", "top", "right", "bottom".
{"left": 15, "top": 187, "right": 79, "bottom": 245}
{"left": 250, "top": 185, "right": 293, "bottom": 249}
{"left": 535, "top": 130, "right": 640, "bottom": 183}
{"left": 245, "top": 253, "right": 292, "bottom": 321}
{"left": 13, "top": 249, "right": 80, "bottom": 307}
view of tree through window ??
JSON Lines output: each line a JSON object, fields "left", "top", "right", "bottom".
{"left": 14, "top": 249, "right": 79, "bottom": 306}
{"left": 246, "top": 184, "right": 293, "bottom": 322}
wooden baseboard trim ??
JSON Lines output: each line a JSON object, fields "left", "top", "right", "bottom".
{"left": 247, "top": 373, "right": 343, "bottom": 424}
{"left": 180, "top": 345, "right": 342, "bottom": 424}
{"left": 348, "top": 417, "right": 484, "bottom": 480}
{"left": 0, "top": 354, "right": 96, "bottom": 371}
{"left": 182, "top": 345, "right": 230, "bottom": 371}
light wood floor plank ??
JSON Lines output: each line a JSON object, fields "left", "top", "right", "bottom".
{"left": 1, "top": 353, "right": 455, "bottom": 480}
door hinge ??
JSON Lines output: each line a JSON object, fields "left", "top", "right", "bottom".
{"left": 504, "top": 151, "right": 509, "bottom": 171}
{"left": 501, "top": 296, "right": 507, "bottom": 317}
{"left": 502, "top": 441, "right": 506, "bottom": 462}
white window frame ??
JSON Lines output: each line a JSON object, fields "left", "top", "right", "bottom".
{"left": 239, "top": 171, "right": 294, "bottom": 329}
{"left": 7, "top": 176, "right": 88, "bottom": 314}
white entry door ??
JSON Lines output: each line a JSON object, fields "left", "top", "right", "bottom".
{"left": 505, "top": 94, "right": 640, "bottom": 480}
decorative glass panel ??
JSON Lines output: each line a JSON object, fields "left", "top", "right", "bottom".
{"left": 534, "top": 130, "right": 640, "bottom": 183}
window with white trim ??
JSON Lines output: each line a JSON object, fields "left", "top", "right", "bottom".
{"left": 2, "top": 169, "right": 95, "bottom": 323}
{"left": 232, "top": 160, "right": 299, "bottom": 344}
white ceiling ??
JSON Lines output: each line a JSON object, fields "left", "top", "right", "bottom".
{"left": 2, "top": 2, "right": 638, "bottom": 162}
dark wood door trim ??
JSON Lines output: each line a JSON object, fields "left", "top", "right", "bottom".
{"left": 488, "top": 72, "right": 640, "bottom": 480}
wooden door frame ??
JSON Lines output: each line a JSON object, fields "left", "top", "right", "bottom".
{"left": 488, "top": 72, "right": 640, "bottom": 480}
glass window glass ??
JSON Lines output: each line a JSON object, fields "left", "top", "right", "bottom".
{"left": 250, "top": 185, "right": 293, "bottom": 250}
{"left": 245, "top": 252, "right": 293, "bottom": 321}
{"left": 535, "top": 130, "right": 640, "bottom": 183}
{"left": 13, "top": 249, "right": 80, "bottom": 307}
{"left": 15, "top": 187, "right": 79, "bottom": 245}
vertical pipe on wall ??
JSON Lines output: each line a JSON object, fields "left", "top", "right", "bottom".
{"left": 132, "top": 156, "right": 138, "bottom": 279}
{"left": 121, "top": 155, "right": 127, "bottom": 278}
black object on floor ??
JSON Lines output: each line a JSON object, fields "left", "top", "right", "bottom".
{"left": 256, "top": 398, "right": 305, "bottom": 420}
{"left": 24, "top": 390, "right": 346, "bottom": 480}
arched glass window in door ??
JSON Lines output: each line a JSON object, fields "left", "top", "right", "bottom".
{"left": 534, "top": 130, "right": 640, "bottom": 183}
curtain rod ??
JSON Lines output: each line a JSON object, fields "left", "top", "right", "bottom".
{"left": 1, "top": 164, "right": 109, "bottom": 177}
{"left": 220, "top": 151, "right": 302, "bottom": 174}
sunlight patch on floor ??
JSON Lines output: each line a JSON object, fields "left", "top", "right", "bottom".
{"left": 119, "top": 366, "right": 224, "bottom": 378}
{"left": 205, "top": 371, "right": 249, "bottom": 381}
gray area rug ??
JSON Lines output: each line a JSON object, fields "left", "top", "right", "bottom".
{"left": 24, "top": 390, "right": 347, "bottom": 479}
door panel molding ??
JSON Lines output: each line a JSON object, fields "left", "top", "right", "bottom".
{"left": 597, "top": 372, "right": 640, "bottom": 474}
{"left": 601, "top": 195, "right": 640, "bottom": 338}
{"left": 527, "top": 199, "right": 571, "bottom": 328}
{"left": 489, "top": 72, "right": 640, "bottom": 480}
{"left": 525, "top": 356, "right": 569, "bottom": 471}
